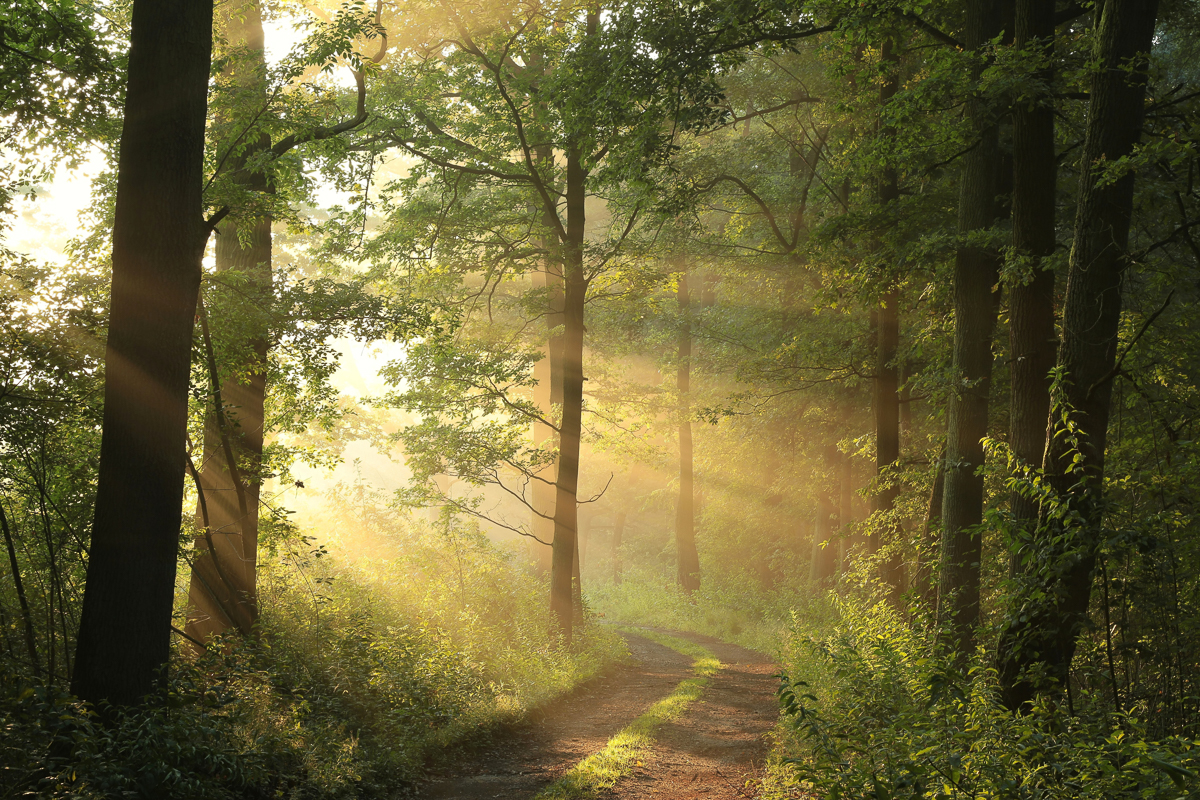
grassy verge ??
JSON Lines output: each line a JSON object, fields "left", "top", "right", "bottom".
{"left": 532, "top": 628, "right": 721, "bottom": 800}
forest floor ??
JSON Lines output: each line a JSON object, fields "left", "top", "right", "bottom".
{"left": 420, "top": 628, "right": 778, "bottom": 799}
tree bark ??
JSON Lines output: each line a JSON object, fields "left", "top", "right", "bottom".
{"left": 530, "top": 141, "right": 561, "bottom": 574}
{"left": 186, "top": 0, "right": 272, "bottom": 643}
{"left": 872, "top": 39, "right": 902, "bottom": 596}
{"left": 0, "top": 503, "right": 40, "bottom": 675}
{"left": 71, "top": 0, "right": 213, "bottom": 706}
{"left": 612, "top": 510, "right": 625, "bottom": 585}
{"left": 914, "top": 453, "right": 945, "bottom": 609}
{"left": 572, "top": 512, "right": 583, "bottom": 626}
{"left": 874, "top": 288, "right": 901, "bottom": 589}
{"left": 997, "top": 0, "right": 1160, "bottom": 709}
{"left": 676, "top": 270, "right": 701, "bottom": 593}
{"left": 531, "top": 262, "right": 559, "bottom": 573}
{"left": 937, "top": 0, "right": 1004, "bottom": 656}
{"left": 810, "top": 449, "right": 839, "bottom": 586}
{"left": 838, "top": 440, "right": 855, "bottom": 569}
{"left": 549, "top": 144, "right": 587, "bottom": 643}
{"left": 1008, "top": 0, "right": 1058, "bottom": 562}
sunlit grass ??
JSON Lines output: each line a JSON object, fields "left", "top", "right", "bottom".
{"left": 533, "top": 628, "right": 720, "bottom": 800}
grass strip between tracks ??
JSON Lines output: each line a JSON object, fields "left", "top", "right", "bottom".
{"left": 533, "top": 628, "right": 721, "bottom": 800}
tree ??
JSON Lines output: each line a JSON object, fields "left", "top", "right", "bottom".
{"left": 937, "top": 0, "right": 1005, "bottom": 654}
{"left": 675, "top": 268, "right": 701, "bottom": 592}
{"left": 186, "top": 0, "right": 273, "bottom": 642}
{"left": 186, "top": 0, "right": 389, "bottom": 642}
{"left": 997, "top": 0, "right": 1161, "bottom": 709}
{"left": 71, "top": 0, "right": 214, "bottom": 706}
{"left": 1005, "top": 0, "right": 1059, "bottom": 555}
{"left": 365, "top": 0, "right": 804, "bottom": 639}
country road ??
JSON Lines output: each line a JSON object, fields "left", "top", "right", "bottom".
{"left": 421, "top": 629, "right": 778, "bottom": 799}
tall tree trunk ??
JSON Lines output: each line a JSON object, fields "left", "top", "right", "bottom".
{"left": 71, "top": 0, "right": 213, "bottom": 706}
{"left": 185, "top": 0, "right": 271, "bottom": 643}
{"left": 549, "top": 144, "right": 587, "bottom": 643}
{"left": 572, "top": 515, "right": 583, "bottom": 626}
{"left": 874, "top": 287, "right": 901, "bottom": 594}
{"left": 871, "top": 39, "right": 902, "bottom": 597}
{"left": 530, "top": 141, "right": 561, "bottom": 574}
{"left": 810, "top": 449, "right": 839, "bottom": 585}
{"left": 838, "top": 440, "right": 855, "bottom": 569}
{"left": 531, "top": 262, "right": 560, "bottom": 573}
{"left": 612, "top": 510, "right": 625, "bottom": 585}
{"left": 676, "top": 270, "right": 701, "bottom": 593}
{"left": 997, "top": 0, "right": 1160, "bottom": 709}
{"left": 0, "top": 503, "right": 40, "bottom": 675}
{"left": 914, "top": 453, "right": 945, "bottom": 608}
{"left": 937, "top": 0, "right": 1004, "bottom": 656}
{"left": 1007, "top": 0, "right": 1058, "bottom": 569}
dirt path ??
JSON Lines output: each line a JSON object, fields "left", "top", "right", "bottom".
{"left": 419, "top": 629, "right": 778, "bottom": 799}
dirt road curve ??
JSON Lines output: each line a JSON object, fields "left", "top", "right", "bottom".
{"left": 419, "top": 629, "right": 778, "bottom": 799}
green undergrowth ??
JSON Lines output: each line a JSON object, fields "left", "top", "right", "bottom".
{"left": 762, "top": 598, "right": 1200, "bottom": 800}
{"left": 0, "top": 501, "right": 624, "bottom": 799}
{"left": 595, "top": 576, "right": 1200, "bottom": 799}
{"left": 533, "top": 629, "right": 720, "bottom": 800}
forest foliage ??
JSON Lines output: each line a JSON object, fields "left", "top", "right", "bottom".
{"left": 2, "top": 0, "right": 1200, "bottom": 796}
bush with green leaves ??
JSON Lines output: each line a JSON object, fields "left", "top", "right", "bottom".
{"left": 770, "top": 599, "right": 1200, "bottom": 800}
{"left": 0, "top": 497, "right": 622, "bottom": 799}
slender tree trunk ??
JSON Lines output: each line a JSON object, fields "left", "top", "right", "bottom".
{"left": 185, "top": 1, "right": 271, "bottom": 643}
{"left": 549, "top": 145, "right": 587, "bottom": 643}
{"left": 676, "top": 270, "right": 701, "bottom": 593}
{"left": 997, "top": 0, "right": 1160, "bottom": 709}
{"left": 1008, "top": 0, "right": 1058, "bottom": 568}
{"left": 914, "top": 453, "right": 945, "bottom": 608}
{"left": 71, "top": 0, "right": 213, "bottom": 706}
{"left": 937, "top": 0, "right": 1004, "bottom": 656}
{"left": 530, "top": 141, "right": 561, "bottom": 574}
{"left": 872, "top": 39, "right": 902, "bottom": 596}
{"left": 612, "top": 510, "right": 625, "bottom": 585}
{"left": 531, "top": 263, "right": 559, "bottom": 573}
{"left": 0, "top": 503, "right": 39, "bottom": 675}
{"left": 838, "top": 441, "right": 855, "bottom": 569}
{"left": 810, "top": 450, "right": 838, "bottom": 585}
{"left": 874, "top": 288, "right": 901, "bottom": 589}
{"left": 572, "top": 516, "right": 583, "bottom": 626}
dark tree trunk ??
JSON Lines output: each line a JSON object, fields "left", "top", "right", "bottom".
{"left": 676, "top": 270, "right": 700, "bottom": 593}
{"left": 0, "top": 503, "right": 40, "bottom": 674}
{"left": 874, "top": 288, "right": 901, "bottom": 590}
{"left": 873, "top": 39, "right": 902, "bottom": 596}
{"left": 1008, "top": 0, "right": 1058, "bottom": 563}
{"left": 612, "top": 510, "right": 625, "bottom": 585}
{"left": 937, "top": 0, "right": 1004, "bottom": 656}
{"left": 838, "top": 441, "right": 855, "bottom": 569}
{"left": 914, "top": 453, "right": 945, "bottom": 609}
{"left": 549, "top": 145, "right": 587, "bottom": 643}
{"left": 997, "top": 0, "right": 1160, "bottom": 709}
{"left": 71, "top": 0, "right": 213, "bottom": 706}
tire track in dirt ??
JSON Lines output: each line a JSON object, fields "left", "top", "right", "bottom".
{"left": 418, "top": 629, "right": 777, "bottom": 799}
